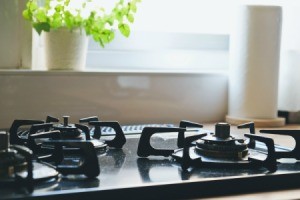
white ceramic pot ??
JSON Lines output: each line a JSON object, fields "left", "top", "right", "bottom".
{"left": 43, "top": 28, "right": 89, "bottom": 70}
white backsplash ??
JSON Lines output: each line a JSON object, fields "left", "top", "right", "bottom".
{"left": 0, "top": 71, "right": 228, "bottom": 129}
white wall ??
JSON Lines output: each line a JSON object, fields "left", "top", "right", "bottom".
{"left": 0, "top": 0, "right": 20, "bottom": 68}
{"left": 0, "top": 71, "right": 228, "bottom": 129}
{"left": 0, "top": 0, "right": 32, "bottom": 69}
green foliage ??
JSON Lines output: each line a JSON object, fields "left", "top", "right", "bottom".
{"left": 23, "top": 0, "right": 141, "bottom": 47}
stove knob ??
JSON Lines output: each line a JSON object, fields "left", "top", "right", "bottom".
{"left": 0, "top": 131, "right": 9, "bottom": 150}
{"left": 63, "top": 116, "right": 70, "bottom": 127}
{"left": 215, "top": 122, "right": 230, "bottom": 139}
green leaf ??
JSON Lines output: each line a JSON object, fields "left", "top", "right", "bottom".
{"left": 108, "top": 31, "right": 115, "bottom": 42}
{"left": 51, "top": 13, "right": 62, "bottom": 28}
{"left": 100, "top": 30, "right": 115, "bottom": 43}
{"left": 116, "top": 11, "right": 123, "bottom": 22}
{"left": 33, "top": 22, "right": 51, "bottom": 35}
{"left": 106, "top": 16, "right": 115, "bottom": 26}
{"left": 130, "top": 3, "right": 137, "bottom": 13}
{"left": 118, "top": 23, "right": 130, "bottom": 37}
{"left": 29, "top": 1, "right": 38, "bottom": 12}
{"left": 55, "top": 5, "right": 63, "bottom": 12}
{"left": 93, "top": 34, "right": 104, "bottom": 47}
{"left": 22, "top": 10, "right": 30, "bottom": 20}
{"left": 35, "top": 9, "right": 47, "bottom": 22}
{"left": 127, "top": 14, "right": 134, "bottom": 23}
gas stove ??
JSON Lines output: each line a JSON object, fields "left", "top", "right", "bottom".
{"left": 1, "top": 119, "right": 300, "bottom": 199}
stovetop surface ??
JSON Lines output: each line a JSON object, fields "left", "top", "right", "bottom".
{"left": 2, "top": 133, "right": 300, "bottom": 200}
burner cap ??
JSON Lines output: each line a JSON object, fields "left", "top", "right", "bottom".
{"left": 195, "top": 123, "right": 248, "bottom": 159}
{"left": 52, "top": 116, "right": 82, "bottom": 139}
{"left": 200, "top": 122, "right": 240, "bottom": 144}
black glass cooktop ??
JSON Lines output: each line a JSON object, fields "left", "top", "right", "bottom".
{"left": 2, "top": 134, "right": 300, "bottom": 200}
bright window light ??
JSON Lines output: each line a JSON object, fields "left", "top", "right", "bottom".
{"left": 33, "top": 0, "right": 300, "bottom": 71}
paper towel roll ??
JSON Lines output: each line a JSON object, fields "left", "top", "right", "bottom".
{"left": 228, "top": 5, "right": 282, "bottom": 120}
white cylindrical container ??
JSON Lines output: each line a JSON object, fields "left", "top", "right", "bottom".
{"left": 227, "top": 5, "right": 284, "bottom": 127}
{"left": 43, "top": 28, "right": 88, "bottom": 70}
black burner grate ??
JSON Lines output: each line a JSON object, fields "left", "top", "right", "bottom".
{"left": 137, "top": 121, "right": 300, "bottom": 172}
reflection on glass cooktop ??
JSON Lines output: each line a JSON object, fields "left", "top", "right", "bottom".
{"left": 2, "top": 135, "right": 300, "bottom": 200}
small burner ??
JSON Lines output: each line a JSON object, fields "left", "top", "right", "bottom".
{"left": 195, "top": 123, "right": 248, "bottom": 159}
{"left": 52, "top": 116, "right": 82, "bottom": 139}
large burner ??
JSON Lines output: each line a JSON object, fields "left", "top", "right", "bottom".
{"left": 137, "top": 121, "right": 278, "bottom": 172}
{"left": 9, "top": 115, "right": 127, "bottom": 156}
{"left": 195, "top": 123, "right": 248, "bottom": 159}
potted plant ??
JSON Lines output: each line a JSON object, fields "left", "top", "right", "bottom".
{"left": 23, "top": 0, "right": 140, "bottom": 70}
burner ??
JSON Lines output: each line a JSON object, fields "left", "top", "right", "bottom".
{"left": 9, "top": 115, "right": 127, "bottom": 154}
{"left": 5, "top": 115, "right": 126, "bottom": 186}
{"left": 137, "top": 121, "right": 279, "bottom": 172}
{"left": 195, "top": 123, "right": 248, "bottom": 159}
{"left": 2, "top": 129, "right": 101, "bottom": 177}
{"left": 0, "top": 132, "right": 59, "bottom": 192}
{"left": 52, "top": 116, "right": 82, "bottom": 139}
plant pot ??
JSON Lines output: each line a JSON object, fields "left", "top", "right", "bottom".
{"left": 43, "top": 28, "right": 88, "bottom": 70}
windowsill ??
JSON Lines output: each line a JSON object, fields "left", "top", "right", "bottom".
{"left": 0, "top": 69, "right": 229, "bottom": 76}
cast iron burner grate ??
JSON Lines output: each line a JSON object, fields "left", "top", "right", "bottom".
{"left": 137, "top": 121, "right": 300, "bottom": 172}
{"left": 0, "top": 131, "right": 60, "bottom": 193}
{"left": 7, "top": 115, "right": 127, "bottom": 181}
{"left": 9, "top": 115, "right": 126, "bottom": 154}
{"left": 1, "top": 129, "right": 101, "bottom": 193}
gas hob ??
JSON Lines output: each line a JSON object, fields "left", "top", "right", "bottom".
{"left": 1, "top": 119, "right": 300, "bottom": 200}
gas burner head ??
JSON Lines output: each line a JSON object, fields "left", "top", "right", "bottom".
{"left": 202, "top": 122, "right": 233, "bottom": 141}
{"left": 195, "top": 123, "right": 248, "bottom": 159}
{"left": 52, "top": 116, "right": 82, "bottom": 139}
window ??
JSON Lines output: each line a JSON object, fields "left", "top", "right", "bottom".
{"left": 33, "top": 0, "right": 231, "bottom": 71}
{"left": 32, "top": 0, "right": 298, "bottom": 72}
{"left": 86, "top": 0, "right": 298, "bottom": 72}
{"left": 86, "top": 0, "right": 231, "bottom": 71}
